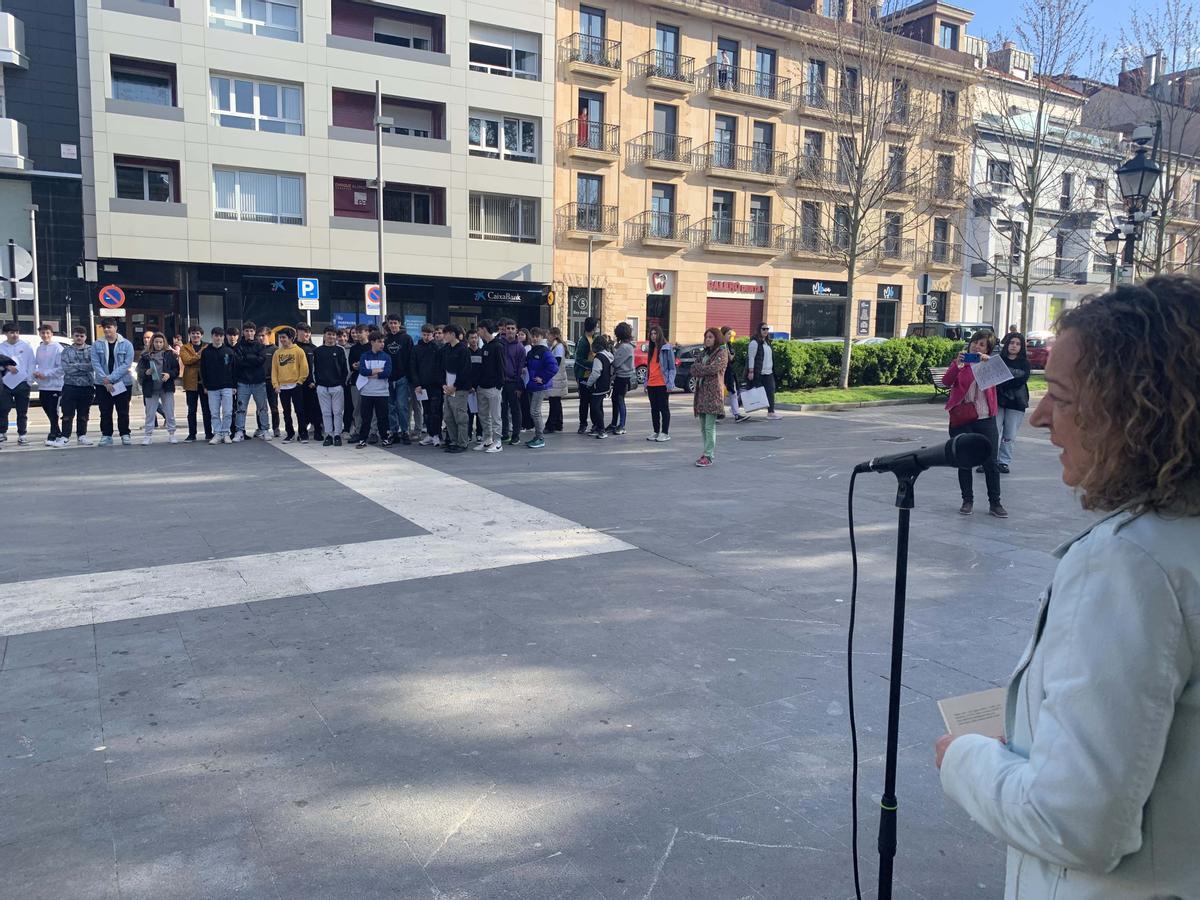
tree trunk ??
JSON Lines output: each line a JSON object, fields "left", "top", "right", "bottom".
{"left": 839, "top": 258, "right": 856, "bottom": 389}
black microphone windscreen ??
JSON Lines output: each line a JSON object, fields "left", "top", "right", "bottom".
{"left": 950, "top": 433, "right": 992, "bottom": 469}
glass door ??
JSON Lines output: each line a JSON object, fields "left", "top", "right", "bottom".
{"left": 711, "top": 190, "right": 734, "bottom": 243}
{"left": 716, "top": 37, "right": 739, "bottom": 89}
{"left": 577, "top": 90, "right": 604, "bottom": 150}
{"left": 653, "top": 103, "right": 678, "bottom": 160}
{"left": 754, "top": 47, "right": 777, "bottom": 99}
{"left": 651, "top": 183, "right": 675, "bottom": 238}
{"left": 752, "top": 120, "right": 774, "bottom": 175}
{"left": 577, "top": 174, "right": 603, "bottom": 230}
{"left": 749, "top": 195, "right": 771, "bottom": 247}
{"left": 579, "top": 6, "right": 606, "bottom": 64}
{"left": 714, "top": 114, "right": 736, "bottom": 169}
{"left": 655, "top": 23, "right": 679, "bottom": 76}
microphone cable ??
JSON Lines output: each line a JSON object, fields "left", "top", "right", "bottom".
{"left": 846, "top": 469, "right": 864, "bottom": 900}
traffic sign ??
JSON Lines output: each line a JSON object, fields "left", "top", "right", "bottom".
{"left": 917, "top": 273, "right": 932, "bottom": 295}
{"left": 98, "top": 284, "right": 126, "bottom": 308}
{"left": 364, "top": 283, "right": 381, "bottom": 315}
{"left": 297, "top": 277, "right": 320, "bottom": 311}
{"left": 99, "top": 308, "right": 127, "bottom": 318}
{"left": 0, "top": 282, "right": 34, "bottom": 300}
{"left": 0, "top": 243, "right": 33, "bottom": 280}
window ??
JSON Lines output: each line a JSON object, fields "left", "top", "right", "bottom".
{"left": 650, "top": 182, "right": 676, "bottom": 237}
{"left": 213, "top": 167, "right": 304, "bottom": 224}
{"left": 875, "top": 300, "right": 896, "bottom": 338}
{"left": 468, "top": 23, "right": 539, "bottom": 79}
{"left": 115, "top": 157, "right": 176, "bottom": 202}
{"left": 752, "top": 121, "right": 775, "bottom": 173}
{"left": 824, "top": 0, "right": 845, "bottom": 18}
{"left": 1055, "top": 231, "right": 1070, "bottom": 274}
{"left": 468, "top": 112, "right": 537, "bottom": 162}
{"left": 112, "top": 58, "right": 175, "bottom": 106}
{"left": 469, "top": 192, "right": 539, "bottom": 243}
{"left": 890, "top": 79, "right": 910, "bottom": 123}
{"left": 749, "top": 194, "right": 772, "bottom": 246}
{"left": 1060, "top": 173, "right": 1073, "bottom": 210}
{"left": 1086, "top": 177, "right": 1105, "bottom": 205}
{"left": 939, "top": 22, "right": 959, "bottom": 50}
{"left": 801, "top": 131, "right": 825, "bottom": 178}
{"left": 936, "top": 154, "right": 954, "bottom": 195}
{"left": 987, "top": 159, "right": 1012, "bottom": 185}
{"left": 210, "top": 75, "right": 303, "bottom": 134}
{"left": 209, "top": 0, "right": 299, "bottom": 42}
{"left": 383, "top": 187, "right": 432, "bottom": 224}
{"left": 333, "top": 178, "right": 443, "bottom": 224}
{"left": 807, "top": 59, "right": 827, "bottom": 105}
{"left": 887, "top": 145, "right": 907, "bottom": 191}
{"left": 374, "top": 17, "right": 431, "bottom": 49}
{"left": 884, "top": 212, "right": 902, "bottom": 254}
{"left": 800, "top": 200, "right": 822, "bottom": 248}
{"left": 381, "top": 102, "right": 433, "bottom": 138}
{"left": 833, "top": 205, "right": 851, "bottom": 250}
{"left": 711, "top": 189, "right": 734, "bottom": 241}
{"left": 840, "top": 67, "right": 860, "bottom": 113}
{"left": 837, "top": 136, "right": 855, "bottom": 184}
{"left": 716, "top": 37, "right": 739, "bottom": 89}
{"left": 940, "top": 89, "right": 958, "bottom": 125}
{"left": 932, "top": 218, "right": 951, "bottom": 262}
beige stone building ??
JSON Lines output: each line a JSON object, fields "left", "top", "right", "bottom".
{"left": 551, "top": 0, "right": 978, "bottom": 346}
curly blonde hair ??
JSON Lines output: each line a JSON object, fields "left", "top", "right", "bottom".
{"left": 1057, "top": 275, "right": 1200, "bottom": 514}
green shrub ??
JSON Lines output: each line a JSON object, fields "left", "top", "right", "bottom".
{"left": 723, "top": 336, "right": 962, "bottom": 390}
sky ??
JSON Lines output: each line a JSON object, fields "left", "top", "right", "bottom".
{"left": 962, "top": 0, "right": 1126, "bottom": 78}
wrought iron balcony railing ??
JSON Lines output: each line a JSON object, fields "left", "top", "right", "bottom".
{"left": 699, "top": 62, "right": 791, "bottom": 104}
{"left": 694, "top": 141, "right": 789, "bottom": 179}
{"left": 556, "top": 201, "right": 619, "bottom": 237}
{"left": 558, "top": 33, "right": 621, "bottom": 70}
{"left": 628, "top": 49, "right": 695, "bottom": 86}
{"left": 557, "top": 119, "right": 620, "bottom": 155}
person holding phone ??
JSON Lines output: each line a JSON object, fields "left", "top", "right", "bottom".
{"left": 941, "top": 330, "right": 1006, "bottom": 517}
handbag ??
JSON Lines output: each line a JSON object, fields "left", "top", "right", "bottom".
{"left": 948, "top": 400, "right": 978, "bottom": 428}
{"left": 740, "top": 386, "right": 769, "bottom": 413}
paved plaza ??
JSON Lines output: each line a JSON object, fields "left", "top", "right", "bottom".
{"left": 0, "top": 397, "right": 1095, "bottom": 899}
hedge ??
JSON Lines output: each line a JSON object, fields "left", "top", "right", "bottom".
{"left": 726, "top": 337, "right": 961, "bottom": 389}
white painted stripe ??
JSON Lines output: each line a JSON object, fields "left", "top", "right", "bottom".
{"left": 0, "top": 444, "right": 634, "bottom": 636}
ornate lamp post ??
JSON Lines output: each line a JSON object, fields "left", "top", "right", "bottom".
{"left": 1114, "top": 125, "right": 1162, "bottom": 269}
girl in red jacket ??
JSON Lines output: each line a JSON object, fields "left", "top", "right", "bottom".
{"left": 942, "top": 331, "right": 1006, "bottom": 518}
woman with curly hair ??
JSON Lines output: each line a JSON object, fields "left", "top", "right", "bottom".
{"left": 937, "top": 276, "right": 1200, "bottom": 900}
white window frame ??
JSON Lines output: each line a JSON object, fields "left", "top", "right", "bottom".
{"left": 373, "top": 18, "right": 432, "bottom": 50}
{"left": 213, "top": 167, "right": 305, "bottom": 225}
{"left": 115, "top": 161, "right": 175, "bottom": 202}
{"left": 382, "top": 188, "right": 434, "bottom": 224}
{"left": 468, "top": 24, "right": 540, "bottom": 80}
{"left": 208, "top": 0, "right": 299, "bottom": 41}
{"left": 468, "top": 112, "right": 538, "bottom": 163}
{"left": 381, "top": 103, "right": 432, "bottom": 138}
{"left": 468, "top": 192, "right": 539, "bottom": 243}
{"left": 210, "top": 74, "right": 304, "bottom": 135}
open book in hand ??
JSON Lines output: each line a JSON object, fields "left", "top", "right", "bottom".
{"left": 937, "top": 687, "right": 1006, "bottom": 740}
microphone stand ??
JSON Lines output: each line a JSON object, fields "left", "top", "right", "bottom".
{"left": 877, "top": 470, "right": 917, "bottom": 900}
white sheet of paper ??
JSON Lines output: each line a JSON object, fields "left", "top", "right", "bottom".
{"left": 972, "top": 355, "right": 1015, "bottom": 392}
{"left": 937, "top": 687, "right": 1006, "bottom": 740}
{"left": 108, "top": 381, "right": 127, "bottom": 397}
{"left": 414, "top": 387, "right": 428, "bottom": 402}
{"left": 2, "top": 371, "right": 23, "bottom": 390}
{"left": 355, "top": 375, "right": 369, "bottom": 392}
{"left": 467, "top": 392, "right": 478, "bottom": 414}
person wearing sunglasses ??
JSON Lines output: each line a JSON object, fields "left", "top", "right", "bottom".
{"left": 746, "top": 324, "right": 782, "bottom": 421}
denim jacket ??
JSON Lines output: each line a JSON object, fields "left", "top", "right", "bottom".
{"left": 941, "top": 506, "right": 1200, "bottom": 899}
{"left": 90, "top": 336, "right": 135, "bottom": 387}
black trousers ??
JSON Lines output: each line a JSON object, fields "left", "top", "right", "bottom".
{"left": 186, "top": 388, "right": 213, "bottom": 439}
{"left": 546, "top": 396, "right": 563, "bottom": 432}
{"left": 608, "top": 377, "right": 630, "bottom": 429}
{"left": 280, "top": 388, "right": 307, "bottom": 438}
{"left": 303, "top": 387, "right": 323, "bottom": 438}
{"left": 95, "top": 386, "right": 131, "bottom": 437}
{"left": 520, "top": 388, "right": 533, "bottom": 430}
{"left": 500, "top": 381, "right": 523, "bottom": 438}
{"left": 0, "top": 381, "right": 30, "bottom": 435}
{"left": 950, "top": 417, "right": 1002, "bottom": 505}
{"left": 647, "top": 385, "right": 671, "bottom": 435}
{"left": 39, "top": 390, "right": 62, "bottom": 440}
{"left": 578, "top": 384, "right": 592, "bottom": 428}
{"left": 59, "top": 384, "right": 94, "bottom": 438}
{"left": 342, "top": 384, "right": 353, "bottom": 433}
{"left": 588, "top": 390, "right": 606, "bottom": 431}
{"left": 755, "top": 373, "right": 777, "bottom": 413}
{"left": 422, "top": 391, "right": 444, "bottom": 440}
{"left": 358, "top": 394, "right": 389, "bottom": 443}
{"left": 265, "top": 384, "right": 280, "bottom": 432}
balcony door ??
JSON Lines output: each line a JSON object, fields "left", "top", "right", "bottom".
{"left": 577, "top": 174, "right": 603, "bottom": 230}
{"left": 655, "top": 23, "right": 679, "bottom": 75}
{"left": 752, "top": 120, "right": 774, "bottom": 174}
{"left": 579, "top": 5, "right": 606, "bottom": 62}
{"left": 578, "top": 90, "right": 605, "bottom": 150}
{"left": 711, "top": 190, "right": 734, "bottom": 242}
{"left": 651, "top": 183, "right": 676, "bottom": 238}
{"left": 714, "top": 114, "right": 737, "bottom": 168}
{"left": 716, "top": 37, "right": 739, "bottom": 89}
{"left": 749, "top": 194, "right": 771, "bottom": 247}
{"left": 653, "top": 103, "right": 678, "bottom": 159}
{"left": 754, "top": 47, "right": 777, "bottom": 99}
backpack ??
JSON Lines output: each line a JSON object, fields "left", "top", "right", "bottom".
{"left": 593, "top": 350, "right": 613, "bottom": 395}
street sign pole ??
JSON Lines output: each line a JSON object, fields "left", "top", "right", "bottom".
{"left": 375, "top": 80, "right": 388, "bottom": 320}
{"left": 6, "top": 240, "right": 15, "bottom": 314}
{"left": 28, "top": 205, "right": 40, "bottom": 328}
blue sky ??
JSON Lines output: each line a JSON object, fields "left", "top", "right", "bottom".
{"left": 962, "top": 0, "right": 1123, "bottom": 77}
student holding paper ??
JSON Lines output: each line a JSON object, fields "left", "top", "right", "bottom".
{"left": 941, "top": 331, "right": 1006, "bottom": 518}
{"left": 89, "top": 319, "right": 135, "bottom": 446}
{"left": 355, "top": 330, "right": 392, "bottom": 449}
{"left": 936, "top": 276, "right": 1200, "bottom": 900}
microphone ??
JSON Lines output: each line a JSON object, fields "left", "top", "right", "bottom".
{"left": 854, "top": 433, "right": 992, "bottom": 475}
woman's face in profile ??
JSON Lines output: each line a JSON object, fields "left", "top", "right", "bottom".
{"left": 1030, "top": 330, "right": 1090, "bottom": 487}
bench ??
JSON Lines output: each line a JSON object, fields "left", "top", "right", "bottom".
{"left": 928, "top": 366, "right": 950, "bottom": 401}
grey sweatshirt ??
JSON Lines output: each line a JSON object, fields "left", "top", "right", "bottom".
{"left": 612, "top": 342, "right": 635, "bottom": 380}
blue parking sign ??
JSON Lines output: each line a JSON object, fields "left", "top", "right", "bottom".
{"left": 297, "top": 277, "right": 320, "bottom": 310}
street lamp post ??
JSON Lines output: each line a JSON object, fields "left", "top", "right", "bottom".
{"left": 373, "top": 80, "right": 393, "bottom": 320}
{"left": 1114, "top": 124, "right": 1163, "bottom": 272}
{"left": 27, "top": 204, "right": 39, "bottom": 328}
{"left": 1102, "top": 229, "right": 1121, "bottom": 292}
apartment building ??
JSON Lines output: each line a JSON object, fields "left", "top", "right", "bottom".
{"left": 551, "top": 0, "right": 977, "bottom": 345}
{"left": 1, "top": 0, "right": 85, "bottom": 330}
{"left": 78, "top": 0, "right": 555, "bottom": 341}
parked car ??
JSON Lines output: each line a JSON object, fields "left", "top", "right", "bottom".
{"left": 905, "top": 322, "right": 994, "bottom": 341}
{"left": 1024, "top": 331, "right": 1055, "bottom": 369}
{"left": 672, "top": 343, "right": 704, "bottom": 392}
{"left": 634, "top": 342, "right": 650, "bottom": 384}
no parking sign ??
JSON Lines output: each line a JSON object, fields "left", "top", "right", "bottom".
{"left": 365, "top": 283, "right": 382, "bottom": 315}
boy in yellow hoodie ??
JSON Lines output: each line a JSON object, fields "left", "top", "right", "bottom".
{"left": 271, "top": 327, "right": 310, "bottom": 443}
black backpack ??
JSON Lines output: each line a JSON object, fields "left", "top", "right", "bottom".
{"left": 593, "top": 351, "right": 613, "bottom": 395}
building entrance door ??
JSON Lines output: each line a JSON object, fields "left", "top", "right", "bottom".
{"left": 126, "top": 310, "right": 164, "bottom": 349}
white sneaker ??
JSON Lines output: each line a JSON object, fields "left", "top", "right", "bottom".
{"left": 470, "top": 442, "right": 485, "bottom": 451}
{"left": 431, "top": 436, "right": 442, "bottom": 447}
{"left": 655, "top": 433, "right": 672, "bottom": 442}
{"left": 419, "top": 435, "right": 434, "bottom": 446}
{"left": 646, "top": 433, "right": 659, "bottom": 442}
{"left": 209, "top": 435, "right": 222, "bottom": 445}
{"left": 120, "top": 435, "right": 132, "bottom": 446}
{"left": 261, "top": 431, "right": 272, "bottom": 441}
{"left": 485, "top": 442, "right": 503, "bottom": 453}
{"left": 767, "top": 412, "right": 783, "bottom": 421}
{"left": 232, "top": 432, "right": 244, "bottom": 443}
{"left": 221, "top": 434, "right": 232, "bottom": 444}
{"left": 17, "top": 434, "right": 28, "bottom": 445}
{"left": 77, "top": 436, "right": 94, "bottom": 446}
{"left": 168, "top": 434, "right": 179, "bottom": 444}
{"left": 141, "top": 436, "right": 152, "bottom": 446}
{"left": 50, "top": 437, "right": 68, "bottom": 448}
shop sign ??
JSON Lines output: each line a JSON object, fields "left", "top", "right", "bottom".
{"left": 647, "top": 271, "right": 673, "bottom": 295}
{"left": 857, "top": 300, "right": 872, "bottom": 336}
{"left": 877, "top": 284, "right": 903, "bottom": 301}
{"left": 473, "top": 289, "right": 524, "bottom": 304}
{"left": 707, "top": 276, "right": 766, "bottom": 298}
{"left": 793, "top": 278, "right": 848, "bottom": 298}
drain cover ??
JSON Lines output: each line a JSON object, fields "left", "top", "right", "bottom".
{"left": 737, "top": 434, "right": 783, "bottom": 442}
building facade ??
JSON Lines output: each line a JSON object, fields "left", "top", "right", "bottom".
{"left": 77, "top": 0, "right": 555, "bottom": 342}
{"left": 551, "top": 0, "right": 978, "bottom": 347}
{"left": 1, "top": 0, "right": 86, "bottom": 332}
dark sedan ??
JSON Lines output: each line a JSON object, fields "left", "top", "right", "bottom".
{"left": 672, "top": 343, "right": 705, "bottom": 392}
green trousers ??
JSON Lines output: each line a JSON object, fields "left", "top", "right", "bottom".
{"left": 700, "top": 413, "right": 717, "bottom": 458}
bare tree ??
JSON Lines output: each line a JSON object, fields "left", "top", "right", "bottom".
{"left": 1118, "top": 0, "right": 1200, "bottom": 275}
{"left": 783, "top": 2, "right": 962, "bottom": 388}
{"left": 963, "top": 0, "right": 1109, "bottom": 334}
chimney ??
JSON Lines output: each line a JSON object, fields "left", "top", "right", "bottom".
{"left": 1145, "top": 51, "right": 1161, "bottom": 88}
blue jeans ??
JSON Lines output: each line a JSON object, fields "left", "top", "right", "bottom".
{"left": 208, "top": 387, "right": 234, "bottom": 436}
{"left": 996, "top": 406, "right": 1024, "bottom": 466}
{"left": 236, "top": 382, "right": 268, "bottom": 433}
{"left": 388, "top": 376, "right": 410, "bottom": 436}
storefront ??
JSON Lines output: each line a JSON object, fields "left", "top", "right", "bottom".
{"left": 875, "top": 284, "right": 903, "bottom": 338}
{"left": 645, "top": 270, "right": 674, "bottom": 341}
{"left": 705, "top": 275, "right": 766, "bottom": 336}
{"left": 791, "top": 278, "right": 847, "bottom": 338}
{"left": 94, "top": 259, "right": 550, "bottom": 336}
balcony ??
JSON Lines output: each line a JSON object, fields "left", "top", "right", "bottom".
{"left": 693, "top": 142, "right": 789, "bottom": 184}
{"left": 793, "top": 155, "right": 831, "bottom": 184}
{"left": 1169, "top": 199, "right": 1200, "bottom": 221}
{"left": 874, "top": 239, "right": 916, "bottom": 267}
{"left": 786, "top": 229, "right": 838, "bottom": 261}
{"left": 688, "top": 218, "right": 784, "bottom": 256}
{"left": 627, "top": 131, "right": 692, "bottom": 173}
{"left": 558, "top": 119, "right": 619, "bottom": 162}
{"left": 884, "top": 102, "right": 916, "bottom": 131}
{"left": 556, "top": 202, "right": 619, "bottom": 242}
{"left": 0, "top": 118, "right": 31, "bottom": 171}
{"left": 628, "top": 50, "right": 694, "bottom": 94}
{"left": 1, "top": 13, "right": 28, "bottom": 68}
{"left": 1052, "top": 256, "right": 1087, "bottom": 280}
{"left": 921, "top": 243, "right": 961, "bottom": 271}
{"left": 559, "top": 33, "right": 621, "bottom": 81}
{"left": 791, "top": 82, "right": 860, "bottom": 119}
{"left": 884, "top": 169, "right": 917, "bottom": 197}
{"left": 327, "top": 0, "right": 447, "bottom": 62}
{"left": 699, "top": 63, "right": 791, "bottom": 113}
{"left": 933, "top": 113, "right": 972, "bottom": 143}
{"left": 627, "top": 210, "right": 690, "bottom": 248}
{"left": 931, "top": 176, "right": 965, "bottom": 205}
